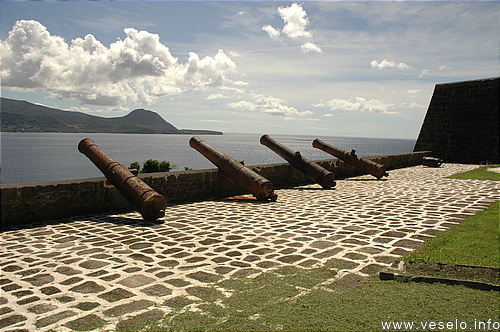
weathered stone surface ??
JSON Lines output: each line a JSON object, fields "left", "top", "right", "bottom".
{"left": 65, "top": 314, "right": 107, "bottom": 331}
{"left": 40, "top": 286, "right": 61, "bottom": 295}
{"left": 277, "top": 255, "right": 306, "bottom": 264}
{"left": 56, "top": 266, "right": 82, "bottom": 275}
{"left": 17, "top": 296, "right": 40, "bottom": 305}
{"left": 231, "top": 268, "right": 260, "bottom": 278}
{"left": 187, "top": 271, "right": 220, "bottom": 283}
{"left": 0, "top": 315, "right": 27, "bottom": 329}
{"left": 141, "top": 284, "right": 172, "bottom": 297}
{"left": 129, "top": 253, "right": 154, "bottom": 263}
{"left": 12, "top": 290, "right": 33, "bottom": 298}
{"left": 129, "top": 242, "right": 154, "bottom": 250}
{"left": 61, "top": 276, "right": 83, "bottom": 285}
{"left": 380, "top": 231, "right": 407, "bottom": 238}
{"left": 69, "top": 281, "right": 105, "bottom": 294}
{"left": 99, "top": 288, "right": 135, "bottom": 302}
{"left": 393, "top": 239, "right": 423, "bottom": 249}
{"left": 158, "top": 260, "right": 179, "bottom": 267}
{"left": 343, "top": 253, "right": 368, "bottom": 261}
{"left": 359, "top": 264, "right": 385, "bottom": 275}
{"left": 313, "top": 248, "right": 343, "bottom": 259}
{"left": 103, "top": 300, "right": 155, "bottom": 317}
{"left": 310, "top": 241, "right": 335, "bottom": 249}
{"left": 118, "top": 275, "right": 155, "bottom": 288}
{"left": 73, "top": 302, "right": 100, "bottom": 311}
{"left": 35, "top": 310, "right": 77, "bottom": 328}
{"left": 165, "top": 278, "right": 191, "bottom": 287}
{"left": 79, "top": 260, "right": 109, "bottom": 270}
{"left": 23, "top": 274, "right": 54, "bottom": 286}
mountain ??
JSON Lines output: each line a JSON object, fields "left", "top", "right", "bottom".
{"left": 0, "top": 98, "right": 222, "bottom": 135}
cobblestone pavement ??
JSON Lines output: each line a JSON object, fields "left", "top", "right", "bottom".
{"left": 1, "top": 164, "right": 499, "bottom": 331}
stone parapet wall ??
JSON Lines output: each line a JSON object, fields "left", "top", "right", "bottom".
{"left": 1, "top": 151, "right": 430, "bottom": 229}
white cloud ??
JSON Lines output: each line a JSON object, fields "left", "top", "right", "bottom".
{"left": 0, "top": 20, "right": 239, "bottom": 107}
{"left": 207, "top": 93, "right": 230, "bottom": 100}
{"left": 278, "top": 3, "right": 313, "bottom": 39}
{"left": 324, "top": 113, "right": 334, "bottom": 117}
{"left": 228, "top": 93, "right": 314, "bottom": 117}
{"left": 314, "top": 97, "right": 398, "bottom": 115}
{"left": 371, "top": 59, "right": 410, "bottom": 70}
{"left": 419, "top": 69, "right": 430, "bottom": 78}
{"left": 406, "top": 101, "right": 426, "bottom": 109}
{"left": 227, "top": 100, "right": 257, "bottom": 111}
{"left": 301, "top": 42, "right": 322, "bottom": 54}
{"left": 262, "top": 25, "right": 280, "bottom": 39}
{"left": 262, "top": 3, "right": 320, "bottom": 54}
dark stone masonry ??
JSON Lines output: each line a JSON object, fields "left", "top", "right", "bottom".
{"left": 414, "top": 77, "right": 499, "bottom": 164}
{"left": 1, "top": 152, "right": 428, "bottom": 229}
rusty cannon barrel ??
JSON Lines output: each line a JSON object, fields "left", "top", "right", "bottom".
{"left": 189, "top": 136, "right": 277, "bottom": 201}
{"left": 78, "top": 138, "right": 167, "bottom": 222}
{"left": 312, "top": 138, "right": 388, "bottom": 179}
{"left": 260, "top": 134, "right": 335, "bottom": 189}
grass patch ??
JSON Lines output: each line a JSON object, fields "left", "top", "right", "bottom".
{"left": 146, "top": 274, "right": 498, "bottom": 331}
{"left": 446, "top": 164, "right": 500, "bottom": 181}
{"left": 404, "top": 201, "right": 499, "bottom": 267}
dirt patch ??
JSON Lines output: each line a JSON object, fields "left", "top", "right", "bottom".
{"left": 403, "top": 261, "right": 499, "bottom": 285}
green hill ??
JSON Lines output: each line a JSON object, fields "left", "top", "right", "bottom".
{"left": 0, "top": 98, "right": 222, "bottom": 135}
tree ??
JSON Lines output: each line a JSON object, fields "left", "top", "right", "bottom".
{"left": 159, "top": 161, "right": 172, "bottom": 172}
{"left": 129, "top": 159, "right": 174, "bottom": 173}
{"left": 142, "top": 159, "right": 161, "bottom": 173}
{"left": 129, "top": 161, "right": 141, "bottom": 172}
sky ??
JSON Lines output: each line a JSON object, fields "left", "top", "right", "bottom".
{"left": 0, "top": 1, "right": 498, "bottom": 139}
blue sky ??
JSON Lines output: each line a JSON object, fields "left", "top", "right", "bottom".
{"left": 1, "top": 1, "right": 498, "bottom": 139}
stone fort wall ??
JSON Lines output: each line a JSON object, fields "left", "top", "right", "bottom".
{"left": 1, "top": 151, "right": 429, "bottom": 229}
{"left": 414, "top": 77, "right": 499, "bottom": 164}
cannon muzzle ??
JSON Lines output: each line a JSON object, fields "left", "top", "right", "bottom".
{"left": 312, "top": 138, "right": 388, "bottom": 179}
{"left": 260, "top": 134, "right": 335, "bottom": 189}
{"left": 189, "top": 136, "right": 277, "bottom": 201}
{"left": 78, "top": 138, "right": 166, "bottom": 222}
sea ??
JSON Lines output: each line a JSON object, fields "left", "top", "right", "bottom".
{"left": 0, "top": 132, "right": 416, "bottom": 185}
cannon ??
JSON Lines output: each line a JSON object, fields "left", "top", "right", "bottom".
{"left": 78, "top": 138, "right": 166, "bottom": 222}
{"left": 189, "top": 136, "right": 277, "bottom": 201}
{"left": 260, "top": 134, "right": 335, "bottom": 189}
{"left": 312, "top": 138, "right": 388, "bottom": 179}
{"left": 422, "top": 156, "right": 444, "bottom": 167}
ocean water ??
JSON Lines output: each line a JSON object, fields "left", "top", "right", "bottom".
{"left": 0, "top": 132, "right": 416, "bottom": 185}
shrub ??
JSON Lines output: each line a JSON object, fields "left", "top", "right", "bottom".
{"left": 129, "top": 161, "right": 141, "bottom": 171}
{"left": 129, "top": 159, "right": 174, "bottom": 173}
{"left": 159, "top": 161, "right": 172, "bottom": 172}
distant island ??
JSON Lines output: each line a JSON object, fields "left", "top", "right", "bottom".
{"left": 0, "top": 98, "right": 223, "bottom": 135}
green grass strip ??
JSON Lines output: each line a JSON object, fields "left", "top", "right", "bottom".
{"left": 404, "top": 200, "right": 499, "bottom": 267}
{"left": 446, "top": 164, "right": 500, "bottom": 181}
{"left": 140, "top": 275, "right": 498, "bottom": 331}
{"left": 406, "top": 165, "right": 500, "bottom": 267}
